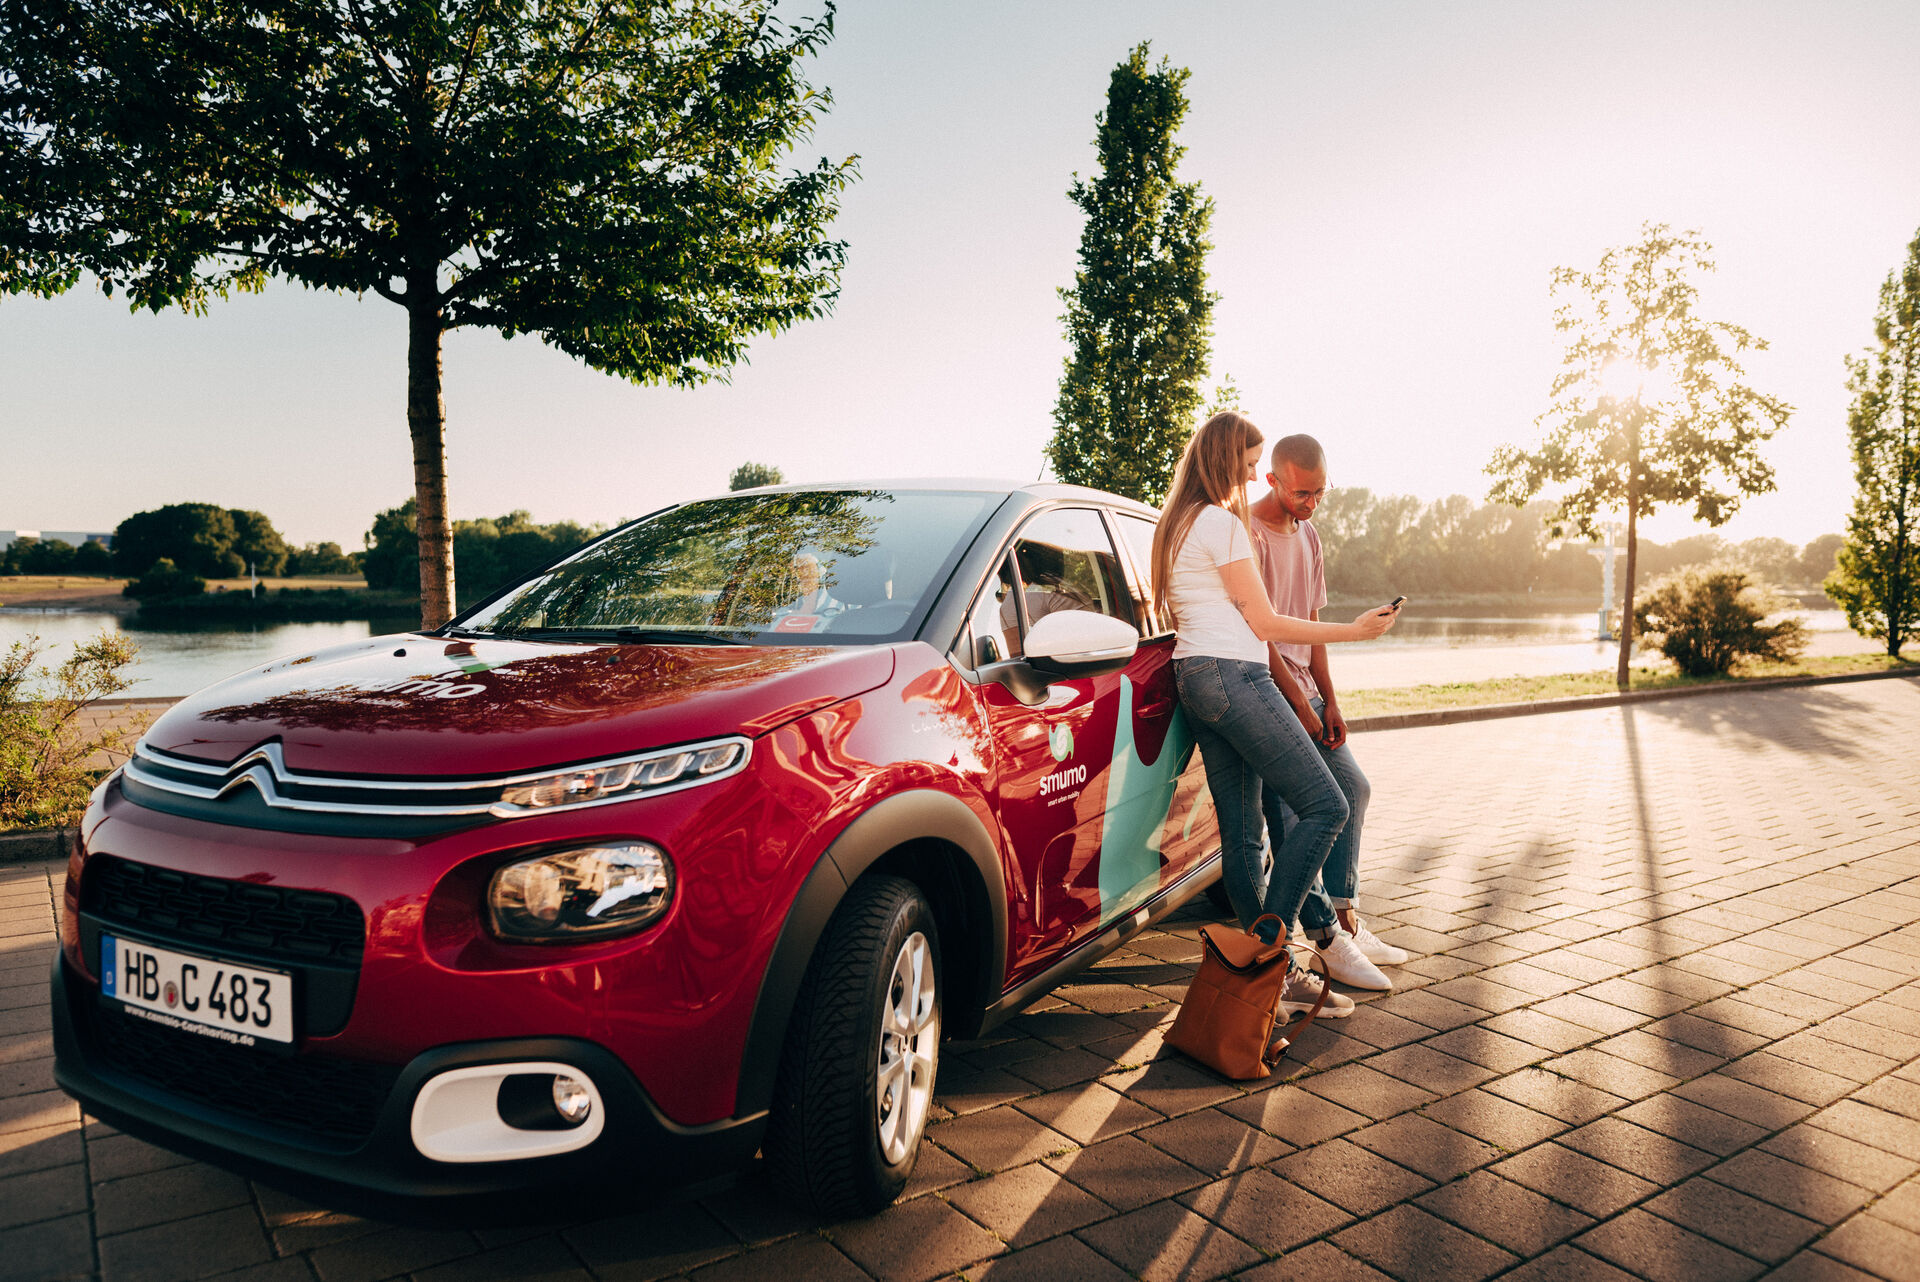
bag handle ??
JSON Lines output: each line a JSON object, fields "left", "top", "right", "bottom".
{"left": 1200, "top": 913, "right": 1292, "bottom": 975}
{"left": 1262, "top": 942, "right": 1332, "bottom": 1067}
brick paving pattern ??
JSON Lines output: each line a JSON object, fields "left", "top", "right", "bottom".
{"left": 4, "top": 677, "right": 1919, "bottom": 1282}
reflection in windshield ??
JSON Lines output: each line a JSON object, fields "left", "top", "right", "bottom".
{"left": 459, "top": 491, "right": 992, "bottom": 644}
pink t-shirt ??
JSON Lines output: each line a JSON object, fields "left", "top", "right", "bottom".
{"left": 1250, "top": 516, "right": 1328, "bottom": 701}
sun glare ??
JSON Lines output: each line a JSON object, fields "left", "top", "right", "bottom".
{"left": 1597, "top": 356, "right": 1680, "bottom": 406}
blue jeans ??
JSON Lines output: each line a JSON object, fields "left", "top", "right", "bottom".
{"left": 1263, "top": 696, "right": 1370, "bottom": 938}
{"left": 1175, "top": 656, "right": 1351, "bottom": 942}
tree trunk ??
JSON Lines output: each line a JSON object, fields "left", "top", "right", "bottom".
{"left": 1617, "top": 484, "right": 1639, "bottom": 691}
{"left": 407, "top": 299, "right": 455, "bottom": 630}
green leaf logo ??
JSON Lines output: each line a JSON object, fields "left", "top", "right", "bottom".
{"left": 1049, "top": 723, "right": 1075, "bottom": 762}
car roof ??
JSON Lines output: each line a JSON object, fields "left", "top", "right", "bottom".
{"left": 713, "top": 478, "right": 1161, "bottom": 519}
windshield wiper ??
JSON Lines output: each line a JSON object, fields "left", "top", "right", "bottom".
{"left": 512, "top": 627, "right": 749, "bottom": 646}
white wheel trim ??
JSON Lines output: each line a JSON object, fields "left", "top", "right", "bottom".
{"left": 875, "top": 929, "right": 938, "bottom": 1165}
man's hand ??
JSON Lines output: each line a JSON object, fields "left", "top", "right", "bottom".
{"left": 1320, "top": 700, "right": 1348, "bottom": 751}
{"left": 1292, "top": 701, "right": 1323, "bottom": 743}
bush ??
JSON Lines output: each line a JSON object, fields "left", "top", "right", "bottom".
{"left": 285, "top": 540, "right": 358, "bottom": 576}
{"left": 0, "top": 632, "right": 145, "bottom": 829}
{"left": 1634, "top": 565, "right": 1810, "bottom": 676}
{"left": 122, "top": 557, "right": 206, "bottom": 600}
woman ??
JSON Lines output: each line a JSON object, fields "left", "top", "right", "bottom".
{"left": 1152, "top": 411, "right": 1396, "bottom": 1017}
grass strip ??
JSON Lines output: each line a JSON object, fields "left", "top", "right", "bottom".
{"left": 1341, "top": 652, "right": 1918, "bottom": 718}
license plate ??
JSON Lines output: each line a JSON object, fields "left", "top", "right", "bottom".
{"left": 100, "top": 934, "right": 294, "bottom": 1046}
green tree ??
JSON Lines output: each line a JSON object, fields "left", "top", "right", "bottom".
{"left": 71, "top": 540, "right": 113, "bottom": 575}
{"left": 2, "top": 0, "right": 853, "bottom": 629}
{"left": 285, "top": 541, "right": 358, "bottom": 576}
{"left": 730, "top": 462, "right": 786, "bottom": 491}
{"left": 362, "top": 499, "right": 422, "bottom": 593}
{"left": 1798, "top": 533, "right": 1844, "bottom": 588}
{"left": 361, "top": 499, "right": 600, "bottom": 600}
{"left": 112, "top": 503, "right": 242, "bottom": 579}
{"left": 1046, "top": 43, "right": 1217, "bottom": 506}
{"left": 1827, "top": 228, "right": 1920, "bottom": 657}
{"left": 228, "top": 509, "right": 289, "bottom": 577}
{"left": 17, "top": 538, "right": 75, "bottom": 575}
{"left": 1487, "top": 224, "right": 1791, "bottom": 688}
{"left": 1733, "top": 537, "right": 1798, "bottom": 589}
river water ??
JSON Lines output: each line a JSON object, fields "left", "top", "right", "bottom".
{"left": 0, "top": 605, "right": 1874, "bottom": 699}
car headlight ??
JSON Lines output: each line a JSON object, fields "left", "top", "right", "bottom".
{"left": 490, "top": 739, "right": 748, "bottom": 816}
{"left": 488, "top": 843, "right": 674, "bottom": 941}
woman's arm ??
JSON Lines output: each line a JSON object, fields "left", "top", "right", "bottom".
{"left": 1219, "top": 558, "right": 1396, "bottom": 643}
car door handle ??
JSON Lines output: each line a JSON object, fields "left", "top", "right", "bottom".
{"left": 1136, "top": 696, "right": 1174, "bottom": 718}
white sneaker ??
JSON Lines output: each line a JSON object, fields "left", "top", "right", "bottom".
{"left": 1280, "top": 965, "right": 1355, "bottom": 1020}
{"left": 1317, "top": 931, "right": 1392, "bottom": 991}
{"left": 1350, "top": 918, "right": 1410, "bottom": 966}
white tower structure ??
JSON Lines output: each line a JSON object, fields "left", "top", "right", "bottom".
{"left": 1587, "top": 521, "right": 1625, "bottom": 640}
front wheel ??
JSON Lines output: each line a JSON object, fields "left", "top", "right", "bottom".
{"left": 765, "top": 875, "right": 942, "bottom": 1217}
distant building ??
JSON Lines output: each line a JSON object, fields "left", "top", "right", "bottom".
{"left": 0, "top": 530, "right": 114, "bottom": 550}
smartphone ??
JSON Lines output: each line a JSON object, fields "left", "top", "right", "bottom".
{"left": 1387, "top": 595, "right": 1407, "bottom": 611}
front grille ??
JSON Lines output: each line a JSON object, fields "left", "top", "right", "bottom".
{"left": 92, "top": 1006, "right": 399, "bottom": 1147}
{"left": 82, "top": 855, "right": 364, "bottom": 965}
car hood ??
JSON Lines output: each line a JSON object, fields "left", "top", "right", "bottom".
{"left": 141, "top": 634, "right": 897, "bottom": 776}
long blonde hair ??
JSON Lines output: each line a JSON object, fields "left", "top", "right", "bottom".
{"left": 1152, "top": 411, "right": 1264, "bottom": 621}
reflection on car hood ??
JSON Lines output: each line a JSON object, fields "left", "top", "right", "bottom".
{"left": 141, "top": 635, "right": 897, "bottom": 776}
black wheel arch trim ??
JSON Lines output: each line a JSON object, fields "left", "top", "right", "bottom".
{"left": 734, "top": 788, "right": 1008, "bottom": 1117}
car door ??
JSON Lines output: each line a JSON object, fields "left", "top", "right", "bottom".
{"left": 1105, "top": 509, "right": 1219, "bottom": 897}
{"left": 957, "top": 507, "right": 1141, "bottom": 982}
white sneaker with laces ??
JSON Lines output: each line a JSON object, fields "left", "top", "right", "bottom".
{"left": 1317, "top": 931, "right": 1392, "bottom": 991}
{"left": 1279, "top": 965, "right": 1355, "bottom": 1020}
{"left": 1349, "top": 918, "right": 1410, "bottom": 966}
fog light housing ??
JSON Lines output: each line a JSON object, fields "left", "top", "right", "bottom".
{"left": 496, "top": 1072, "right": 594, "bottom": 1131}
{"left": 488, "top": 842, "right": 673, "bottom": 941}
{"left": 413, "top": 1062, "right": 606, "bottom": 1161}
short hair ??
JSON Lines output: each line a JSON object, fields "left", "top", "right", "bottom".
{"left": 1271, "top": 433, "right": 1325, "bottom": 473}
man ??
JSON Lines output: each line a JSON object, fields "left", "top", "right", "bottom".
{"left": 1249, "top": 434, "right": 1410, "bottom": 994}
{"left": 770, "top": 553, "right": 844, "bottom": 631}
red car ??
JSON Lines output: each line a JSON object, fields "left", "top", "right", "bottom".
{"left": 53, "top": 481, "right": 1222, "bottom": 1217}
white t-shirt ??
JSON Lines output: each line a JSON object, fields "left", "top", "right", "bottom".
{"left": 1168, "top": 505, "right": 1268, "bottom": 665}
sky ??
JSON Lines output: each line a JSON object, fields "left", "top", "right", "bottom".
{"left": 4, "top": 0, "right": 1919, "bottom": 553}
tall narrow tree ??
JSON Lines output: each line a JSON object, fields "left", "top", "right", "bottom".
{"left": 1047, "top": 43, "right": 1216, "bottom": 506}
{"left": 1827, "top": 228, "right": 1920, "bottom": 657}
{"left": 1487, "top": 224, "right": 1792, "bottom": 688}
{"left": 1, "top": 0, "right": 852, "bottom": 627}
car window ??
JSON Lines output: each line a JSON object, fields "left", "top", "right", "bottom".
{"left": 1010, "top": 508, "right": 1135, "bottom": 634}
{"left": 1113, "top": 513, "right": 1165, "bottom": 636}
{"left": 457, "top": 490, "right": 995, "bottom": 645}
{"left": 960, "top": 555, "right": 1021, "bottom": 666}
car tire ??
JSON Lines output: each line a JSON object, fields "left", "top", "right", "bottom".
{"left": 765, "top": 874, "right": 942, "bottom": 1217}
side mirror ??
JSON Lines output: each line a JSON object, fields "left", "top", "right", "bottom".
{"left": 1024, "top": 610, "right": 1138, "bottom": 679}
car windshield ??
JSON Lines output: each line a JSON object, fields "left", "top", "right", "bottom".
{"left": 454, "top": 489, "right": 998, "bottom": 644}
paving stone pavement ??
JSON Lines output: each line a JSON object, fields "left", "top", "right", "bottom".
{"left": 4, "top": 677, "right": 1919, "bottom": 1282}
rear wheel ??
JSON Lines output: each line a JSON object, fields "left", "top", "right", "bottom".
{"left": 765, "top": 875, "right": 942, "bottom": 1217}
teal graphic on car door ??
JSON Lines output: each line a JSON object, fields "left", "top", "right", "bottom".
{"left": 1094, "top": 657, "right": 1213, "bottom": 926}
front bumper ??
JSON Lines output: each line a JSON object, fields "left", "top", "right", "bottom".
{"left": 51, "top": 954, "right": 766, "bottom": 1218}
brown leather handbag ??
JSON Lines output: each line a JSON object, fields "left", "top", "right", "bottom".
{"left": 1166, "top": 913, "right": 1331, "bottom": 1080}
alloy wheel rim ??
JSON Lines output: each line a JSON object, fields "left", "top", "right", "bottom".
{"left": 875, "top": 930, "right": 938, "bottom": 1165}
